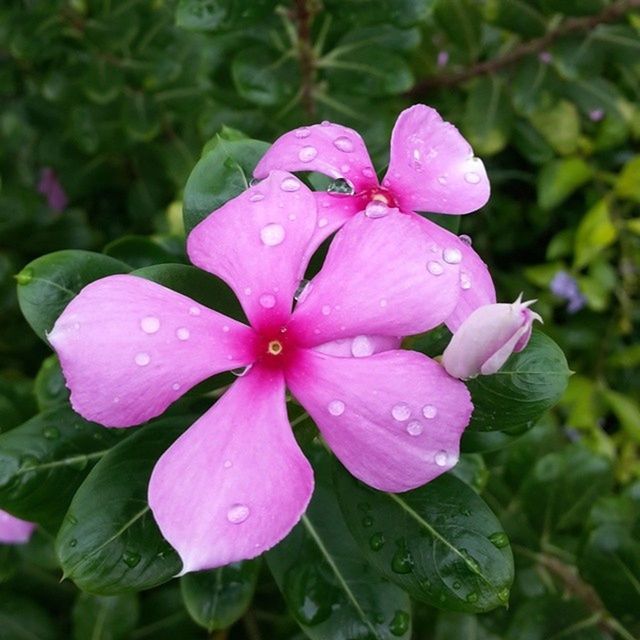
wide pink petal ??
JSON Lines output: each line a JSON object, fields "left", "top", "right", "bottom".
{"left": 253, "top": 122, "right": 378, "bottom": 193}
{"left": 0, "top": 510, "right": 36, "bottom": 544}
{"left": 187, "top": 171, "right": 317, "bottom": 331}
{"left": 286, "top": 349, "right": 472, "bottom": 492}
{"left": 148, "top": 367, "right": 313, "bottom": 573}
{"left": 383, "top": 105, "right": 490, "bottom": 215}
{"left": 416, "top": 219, "right": 496, "bottom": 332}
{"left": 289, "top": 212, "right": 460, "bottom": 346}
{"left": 48, "top": 275, "right": 256, "bottom": 428}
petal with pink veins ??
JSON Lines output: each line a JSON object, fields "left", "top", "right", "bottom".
{"left": 286, "top": 349, "right": 472, "bottom": 492}
{"left": 416, "top": 219, "right": 496, "bottom": 332}
{"left": 48, "top": 275, "right": 256, "bottom": 428}
{"left": 289, "top": 213, "right": 460, "bottom": 346}
{"left": 0, "top": 510, "right": 36, "bottom": 544}
{"left": 148, "top": 367, "right": 313, "bottom": 573}
{"left": 383, "top": 105, "right": 490, "bottom": 215}
{"left": 253, "top": 122, "right": 378, "bottom": 193}
{"left": 187, "top": 171, "right": 317, "bottom": 331}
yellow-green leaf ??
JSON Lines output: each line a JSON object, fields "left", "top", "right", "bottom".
{"left": 574, "top": 199, "right": 617, "bottom": 269}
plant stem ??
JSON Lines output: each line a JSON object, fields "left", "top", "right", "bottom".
{"left": 293, "top": 0, "right": 318, "bottom": 117}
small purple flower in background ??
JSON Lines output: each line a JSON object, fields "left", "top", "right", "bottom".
{"left": 442, "top": 295, "right": 542, "bottom": 379}
{"left": 254, "top": 104, "right": 496, "bottom": 332}
{"left": 538, "top": 51, "right": 553, "bottom": 64}
{"left": 589, "top": 109, "right": 605, "bottom": 122}
{"left": 550, "top": 270, "right": 586, "bottom": 313}
{"left": 37, "top": 167, "right": 68, "bottom": 212}
{"left": 437, "top": 50, "right": 449, "bottom": 67}
{"left": 0, "top": 510, "right": 35, "bottom": 544}
{"left": 49, "top": 171, "right": 472, "bottom": 573}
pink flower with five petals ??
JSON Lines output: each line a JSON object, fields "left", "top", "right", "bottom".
{"left": 254, "top": 104, "right": 496, "bottom": 331}
{"left": 49, "top": 171, "right": 472, "bottom": 573}
{"left": 0, "top": 510, "right": 35, "bottom": 544}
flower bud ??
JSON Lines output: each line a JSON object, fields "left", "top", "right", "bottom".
{"left": 442, "top": 295, "right": 542, "bottom": 379}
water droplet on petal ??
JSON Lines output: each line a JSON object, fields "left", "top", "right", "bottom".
{"left": 294, "top": 279, "right": 312, "bottom": 302}
{"left": 259, "top": 293, "right": 276, "bottom": 309}
{"left": 460, "top": 272, "right": 472, "bottom": 290}
{"left": 140, "top": 316, "right": 160, "bottom": 334}
{"left": 135, "top": 352, "right": 150, "bottom": 366}
{"left": 227, "top": 504, "right": 250, "bottom": 524}
{"left": 189, "top": 306, "right": 201, "bottom": 316}
{"left": 391, "top": 403, "right": 411, "bottom": 421}
{"left": 318, "top": 217, "right": 328, "bottom": 228}
{"left": 422, "top": 404, "right": 437, "bottom": 419}
{"left": 437, "top": 175, "right": 448, "bottom": 185}
{"left": 459, "top": 234, "right": 473, "bottom": 246}
{"left": 464, "top": 171, "right": 481, "bottom": 184}
{"left": 244, "top": 287, "right": 252, "bottom": 296}
{"left": 406, "top": 421, "right": 423, "bottom": 436}
{"left": 260, "top": 222, "right": 286, "bottom": 246}
{"left": 435, "top": 450, "right": 449, "bottom": 466}
{"left": 328, "top": 400, "right": 345, "bottom": 416}
{"left": 294, "top": 126, "right": 311, "bottom": 138}
{"left": 298, "top": 146, "right": 318, "bottom": 162}
{"left": 321, "top": 304, "right": 331, "bottom": 316}
{"left": 365, "top": 201, "right": 389, "bottom": 218}
{"left": 351, "top": 335, "right": 374, "bottom": 358}
{"left": 333, "top": 136, "right": 354, "bottom": 152}
{"left": 340, "top": 163, "right": 351, "bottom": 173}
{"left": 231, "top": 364, "right": 252, "bottom": 377}
{"left": 427, "top": 261, "right": 444, "bottom": 276}
{"left": 327, "top": 177, "right": 355, "bottom": 195}
{"left": 288, "top": 212, "right": 297, "bottom": 221}
{"left": 443, "top": 248, "right": 462, "bottom": 264}
{"left": 249, "top": 192, "right": 264, "bottom": 202}
{"left": 222, "top": 325, "right": 230, "bottom": 333}
{"left": 321, "top": 120, "right": 330, "bottom": 126}
{"left": 362, "top": 167, "right": 375, "bottom": 179}
{"left": 172, "top": 383, "right": 181, "bottom": 391}
{"left": 281, "top": 177, "right": 300, "bottom": 192}
{"left": 223, "top": 459, "right": 233, "bottom": 469}
{"left": 176, "top": 327, "right": 190, "bottom": 341}
{"left": 380, "top": 298, "right": 388, "bottom": 308}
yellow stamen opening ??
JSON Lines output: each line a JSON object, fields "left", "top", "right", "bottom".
{"left": 268, "top": 340, "right": 283, "bottom": 356}
{"left": 371, "top": 193, "right": 390, "bottom": 204}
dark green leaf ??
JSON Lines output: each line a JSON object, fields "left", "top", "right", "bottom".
{"left": 34, "top": 355, "right": 69, "bottom": 411}
{"left": 0, "top": 592, "right": 56, "bottom": 640}
{"left": 103, "top": 236, "right": 186, "bottom": 269}
{"left": 72, "top": 592, "right": 139, "bottom": 640}
{"left": 483, "top": 0, "right": 546, "bottom": 38}
{"left": 433, "top": 0, "right": 482, "bottom": 63}
{"left": 176, "top": 0, "right": 274, "bottom": 31}
{"left": 334, "top": 464, "right": 514, "bottom": 613}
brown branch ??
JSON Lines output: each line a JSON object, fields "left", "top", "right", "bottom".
{"left": 411, "top": 0, "right": 640, "bottom": 94}
{"left": 293, "top": 0, "right": 318, "bottom": 117}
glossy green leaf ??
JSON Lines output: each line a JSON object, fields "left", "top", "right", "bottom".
{"left": 72, "top": 593, "right": 139, "bottom": 640}
{"left": 0, "top": 592, "right": 56, "bottom": 640}
{"left": 183, "top": 137, "right": 269, "bottom": 232}
{"left": 537, "top": 157, "right": 593, "bottom": 210}
{"left": 0, "top": 405, "right": 124, "bottom": 530}
{"left": 34, "top": 355, "right": 69, "bottom": 411}
{"left": 574, "top": 199, "right": 617, "bottom": 269}
{"left": 16, "top": 250, "right": 130, "bottom": 343}
{"left": 176, "top": 0, "right": 274, "bottom": 31}
{"left": 615, "top": 156, "right": 640, "bottom": 203}
{"left": 180, "top": 560, "right": 260, "bottom": 631}
{"left": 464, "top": 331, "right": 571, "bottom": 433}
{"left": 268, "top": 446, "right": 412, "bottom": 640}
{"left": 56, "top": 420, "right": 187, "bottom": 594}
{"left": 334, "top": 464, "right": 514, "bottom": 613}
{"left": 530, "top": 101, "right": 581, "bottom": 155}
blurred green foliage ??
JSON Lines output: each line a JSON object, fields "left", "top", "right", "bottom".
{"left": 1, "top": 0, "right": 639, "bottom": 638}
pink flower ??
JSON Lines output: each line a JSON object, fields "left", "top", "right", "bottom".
{"left": 442, "top": 295, "right": 542, "bottom": 380}
{"left": 0, "top": 510, "right": 36, "bottom": 545}
{"left": 254, "top": 104, "right": 496, "bottom": 331}
{"left": 37, "top": 167, "right": 68, "bottom": 212}
{"left": 49, "top": 171, "right": 473, "bottom": 573}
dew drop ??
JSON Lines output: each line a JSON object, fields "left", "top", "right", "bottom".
{"left": 362, "top": 516, "right": 373, "bottom": 527}
{"left": 434, "top": 450, "right": 448, "bottom": 466}
{"left": 222, "top": 325, "right": 230, "bottom": 333}
{"left": 294, "top": 126, "right": 311, "bottom": 138}
{"left": 379, "top": 298, "right": 388, "bottom": 308}
{"left": 260, "top": 222, "right": 286, "bottom": 246}
{"left": 443, "top": 247, "right": 462, "bottom": 264}
{"left": 464, "top": 171, "right": 481, "bottom": 184}
{"left": 244, "top": 287, "right": 252, "bottom": 296}
{"left": 364, "top": 201, "right": 389, "bottom": 219}
{"left": 498, "top": 587, "right": 510, "bottom": 603}
{"left": 391, "top": 403, "right": 411, "bottom": 422}
{"left": 298, "top": 145, "right": 318, "bottom": 162}
{"left": 427, "top": 261, "right": 444, "bottom": 276}
{"left": 189, "top": 306, "right": 201, "bottom": 316}
{"left": 460, "top": 272, "right": 472, "bottom": 290}
{"left": 489, "top": 532, "right": 509, "bottom": 548}
{"left": 453, "top": 581, "right": 461, "bottom": 590}
{"left": 172, "top": 383, "right": 181, "bottom": 391}
{"left": 459, "top": 234, "right": 472, "bottom": 246}
{"left": 135, "top": 352, "right": 150, "bottom": 366}
{"left": 340, "top": 163, "right": 351, "bottom": 173}
{"left": 406, "top": 421, "right": 423, "bottom": 436}
{"left": 281, "top": 177, "right": 300, "bottom": 192}
{"left": 437, "top": 175, "right": 448, "bottom": 185}
{"left": 288, "top": 212, "right": 297, "bottom": 221}
{"left": 140, "top": 316, "right": 160, "bottom": 334}
{"left": 466, "top": 592, "right": 479, "bottom": 603}
{"left": 69, "top": 538, "right": 77, "bottom": 547}
{"left": 122, "top": 551, "right": 141, "bottom": 568}
{"left": 369, "top": 532, "right": 385, "bottom": 551}
{"left": 321, "top": 304, "right": 331, "bottom": 316}
{"left": 362, "top": 167, "right": 375, "bottom": 179}
{"left": 351, "top": 335, "right": 374, "bottom": 358}
{"left": 321, "top": 120, "right": 330, "bottom": 126}
{"left": 328, "top": 400, "right": 345, "bottom": 416}
{"left": 258, "top": 293, "right": 276, "bottom": 309}
{"left": 333, "top": 136, "right": 354, "bottom": 152}
{"left": 227, "top": 504, "right": 250, "bottom": 524}
{"left": 231, "top": 365, "right": 252, "bottom": 377}
{"left": 249, "top": 192, "right": 264, "bottom": 202}
{"left": 422, "top": 404, "right": 437, "bottom": 419}
{"left": 43, "top": 426, "right": 60, "bottom": 440}
{"left": 391, "top": 545, "right": 414, "bottom": 574}
{"left": 176, "top": 327, "right": 190, "bottom": 341}
{"left": 223, "top": 459, "right": 233, "bottom": 469}
{"left": 317, "top": 217, "right": 328, "bottom": 228}
{"left": 327, "top": 177, "right": 354, "bottom": 195}
{"left": 294, "top": 279, "right": 312, "bottom": 302}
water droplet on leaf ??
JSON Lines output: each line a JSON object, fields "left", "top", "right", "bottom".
{"left": 489, "top": 532, "right": 509, "bottom": 548}
{"left": 369, "top": 532, "right": 385, "bottom": 551}
{"left": 389, "top": 610, "right": 410, "bottom": 636}
{"left": 123, "top": 551, "right": 141, "bottom": 568}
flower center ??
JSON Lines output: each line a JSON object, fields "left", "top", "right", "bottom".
{"left": 267, "top": 340, "right": 283, "bottom": 356}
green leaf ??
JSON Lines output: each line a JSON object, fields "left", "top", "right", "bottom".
{"left": 435, "top": 611, "right": 502, "bottom": 640}
{"left": 122, "top": 93, "right": 161, "bottom": 143}
{"left": 34, "top": 355, "right": 69, "bottom": 411}
{"left": 520, "top": 443, "right": 613, "bottom": 534}
{"left": 176, "top": 0, "right": 274, "bottom": 31}
{"left": 183, "top": 137, "right": 269, "bottom": 233}
{"left": 333, "top": 464, "right": 514, "bottom": 613}
{"left": 464, "top": 330, "right": 571, "bottom": 433}
{"left": 601, "top": 388, "right": 640, "bottom": 442}
{"left": 483, "top": 0, "right": 546, "bottom": 38}
{"left": 103, "top": 236, "right": 186, "bottom": 269}
{"left": 72, "top": 593, "right": 139, "bottom": 640}
{"left": 530, "top": 101, "right": 581, "bottom": 155}
{"left": 16, "top": 250, "right": 130, "bottom": 343}
{"left": 433, "top": 0, "right": 482, "bottom": 63}
{"left": 268, "top": 446, "right": 412, "bottom": 640}
{"left": 463, "top": 76, "right": 513, "bottom": 156}
{"left": 56, "top": 420, "right": 187, "bottom": 594}
{"left": 573, "top": 199, "right": 617, "bottom": 269}
{"left": 537, "top": 157, "right": 593, "bottom": 210}
{"left": 0, "top": 592, "right": 56, "bottom": 640}
{"left": 0, "top": 405, "right": 124, "bottom": 530}
{"left": 180, "top": 560, "right": 260, "bottom": 631}
{"left": 615, "top": 155, "right": 640, "bottom": 203}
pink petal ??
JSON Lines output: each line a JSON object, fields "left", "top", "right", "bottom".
{"left": 48, "top": 275, "right": 256, "bottom": 428}
{"left": 148, "top": 367, "right": 313, "bottom": 573}
{"left": 187, "top": 171, "right": 317, "bottom": 331}
{"left": 253, "top": 122, "right": 378, "bottom": 193}
{"left": 383, "top": 105, "right": 490, "bottom": 215}
{"left": 0, "top": 510, "right": 36, "bottom": 544}
{"left": 416, "top": 220, "right": 496, "bottom": 332}
{"left": 313, "top": 335, "right": 401, "bottom": 358}
{"left": 286, "top": 349, "right": 472, "bottom": 492}
{"left": 289, "top": 212, "right": 460, "bottom": 346}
